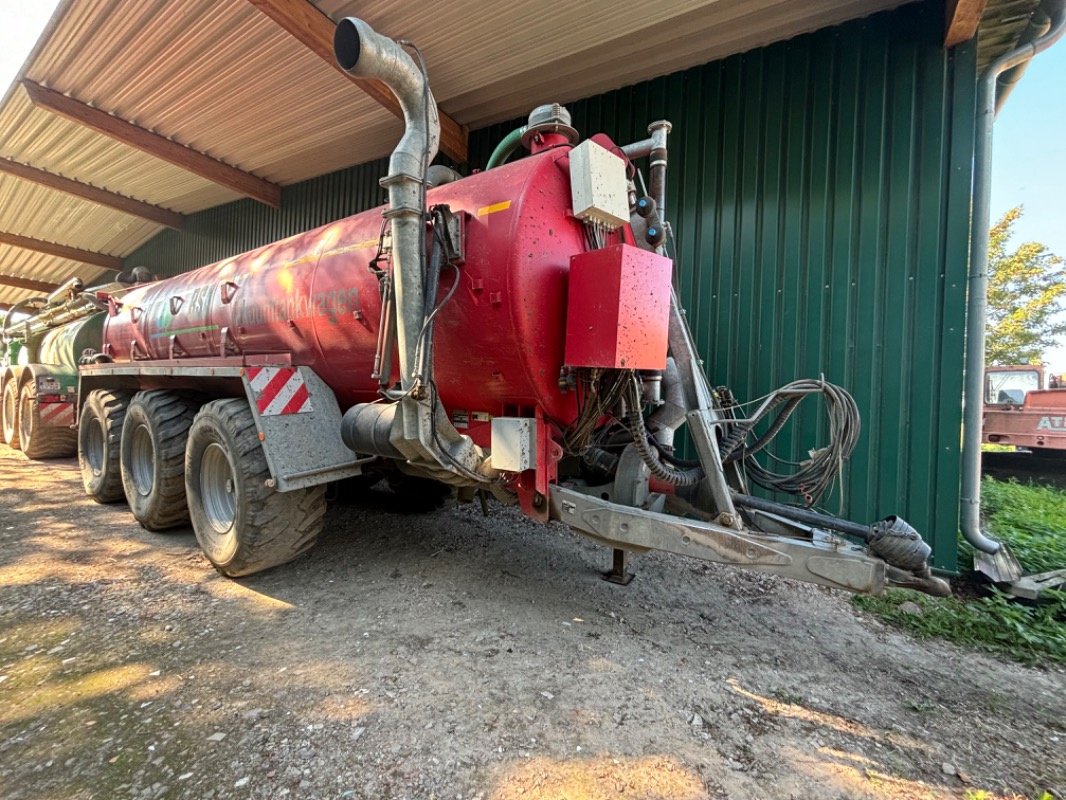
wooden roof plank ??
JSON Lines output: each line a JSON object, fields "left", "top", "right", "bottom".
{"left": 947, "top": 0, "right": 990, "bottom": 46}
{"left": 0, "top": 273, "right": 61, "bottom": 293}
{"left": 22, "top": 80, "right": 282, "bottom": 208}
{"left": 0, "top": 231, "right": 122, "bottom": 272}
{"left": 246, "top": 0, "right": 468, "bottom": 163}
{"left": 0, "top": 157, "right": 183, "bottom": 230}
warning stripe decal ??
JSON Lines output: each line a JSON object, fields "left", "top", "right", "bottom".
{"left": 39, "top": 402, "right": 75, "bottom": 428}
{"left": 245, "top": 367, "right": 313, "bottom": 416}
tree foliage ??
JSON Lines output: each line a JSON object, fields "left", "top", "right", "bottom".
{"left": 985, "top": 206, "right": 1066, "bottom": 365}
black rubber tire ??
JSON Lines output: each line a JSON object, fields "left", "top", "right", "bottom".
{"left": 79, "top": 389, "right": 132, "bottom": 503}
{"left": 121, "top": 391, "right": 200, "bottom": 531}
{"left": 19, "top": 381, "right": 77, "bottom": 459}
{"left": 2, "top": 379, "right": 21, "bottom": 449}
{"left": 185, "top": 398, "right": 327, "bottom": 577}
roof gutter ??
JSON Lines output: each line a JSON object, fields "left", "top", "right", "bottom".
{"left": 960, "top": 0, "right": 1066, "bottom": 562}
{"left": 994, "top": 8, "right": 1053, "bottom": 114}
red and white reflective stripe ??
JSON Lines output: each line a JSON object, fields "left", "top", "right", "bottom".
{"left": 245, "top": 367, "right": 312, "bottom": 416}
{"left": 39, "top": 401, "right": 75, "bottom": 428}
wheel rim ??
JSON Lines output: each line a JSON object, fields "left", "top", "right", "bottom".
{"left": 199, "top": 442, "right": 238, "bottom": 548}
{"left": 19, "top": 394, "right": 32, "bottom": 444}
{"left": 2, "top": 385, "right": 14, "bottom": 439}
{"left": 129, "top": 423, "right": 155, "bottom": 496}
{"left": 85, "top": 417, "right": 105, "bottom": 475}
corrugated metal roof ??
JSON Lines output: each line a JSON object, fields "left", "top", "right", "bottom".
{"left": 976, "top": 0, "right": 1043, "bottom": 71}
{"left": 24, "top": 0, "right": 401, "bottom": 183}
{"left": 0, "top": 0, "right": 933, "bottom": 307}
{"left": 0, "top": 248, "right": 105, "bottom": 306}
{"left": 317, "top": 0, "right": 912, "bottom": 128}
{"left": 0, "top": 173, "right": 157, "bottom": 255}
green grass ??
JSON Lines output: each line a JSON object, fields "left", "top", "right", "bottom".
{"left": 855, "top": 477, "right": 1066, "bottom": 667}
{"left": 968, "top": 476, "right": 1066, "bottom": 574}
{"left": 854, "top": 587, "right": 1065, "bottom": 666}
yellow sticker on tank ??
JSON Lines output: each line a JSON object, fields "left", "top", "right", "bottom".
{"left": 476, "top": 200, "right": 512, "bottom": 217}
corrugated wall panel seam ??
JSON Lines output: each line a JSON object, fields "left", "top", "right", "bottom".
{"left": 126, "top": 4, "right": 974, "bottom": 569}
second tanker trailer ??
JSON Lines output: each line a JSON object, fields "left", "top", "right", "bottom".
{"left": 62, "top": 18, "right": 948, "bottom": 597}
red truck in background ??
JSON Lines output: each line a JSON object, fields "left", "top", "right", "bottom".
{"left": 983, "top": 364, "right": 1066, "bottom": 455}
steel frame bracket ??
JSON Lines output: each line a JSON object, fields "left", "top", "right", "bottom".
{"left": 550, "top": 485, "right": 887, "bottom": 595}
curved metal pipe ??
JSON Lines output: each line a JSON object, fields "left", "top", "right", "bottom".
{"left": 2, "top": 296, "right": 48, "bottom": 342}
{"left": 334, "top": 17, "right": 440, "bottom": 394}
{"left": 960, "top": 0, "right": 1066, "bottom": 554}
{"left": 45, "top": 277, "right": 84, "bottom": 307}
{"left": 425, "top": 164, "right": 462, "bottom": 187}
{"left": 995, "top": 9, "right": 1051, "bottom": 114}
{"left": 648, "top": 357, "right": 685, "bottom": 447}
{"left": 334, "top": 18, "right": 488, "bottom": 484}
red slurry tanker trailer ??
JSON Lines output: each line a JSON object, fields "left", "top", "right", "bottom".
{"left": 43, "top": 19, "right": 950, "bottom": 595}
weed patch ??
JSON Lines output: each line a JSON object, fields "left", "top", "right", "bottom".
{"left": 968, "top": 477, "right": 1066, "bottom": 573}
{"left": 855, "top": 588, "right": 1066, "bottom": 666}
{"left": 856, "top": 478, "right": 1066, "bottom": 667}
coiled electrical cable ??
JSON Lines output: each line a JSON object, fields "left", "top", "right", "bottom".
{"left": 722, "top": 379, "right": 860, "bottom": 504}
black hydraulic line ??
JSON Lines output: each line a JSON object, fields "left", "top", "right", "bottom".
{"left": 624, "top": 378, "right": 702, "bottom": 487}
{"left": 412, "top": 210, "right": 449, "bottom": 391}
{"left": 650, "top": 436, "right": 701, "bottom": 468}
{"left": 721, "top": 396, "right": 802, "bottom": 463}
{"left": 730, "top": 492, "right": 872, "bottom": 541}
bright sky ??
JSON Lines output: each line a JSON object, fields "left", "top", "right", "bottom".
{"left": 0, "top": 3, "right": 1063, "bottom": 370}
{"left": 0, "top": 1, "right": 60, "bottom": 95}
{"left": 990, "top": 43, "right": 1066, "bottom": 375}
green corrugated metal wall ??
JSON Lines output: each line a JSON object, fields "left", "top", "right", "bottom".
{"left": 126, "top": 3, "right": 976, "bottom": 569}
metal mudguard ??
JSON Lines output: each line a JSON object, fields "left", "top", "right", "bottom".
{"left": 78, "top": 361, "right": 369, "bottom": 492}
{"left": 240, "top": 365, "right": 372, "bottom": 492}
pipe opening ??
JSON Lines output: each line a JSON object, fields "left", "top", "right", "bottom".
{"left": 334, "top": 18, "right": 362, "bottom": 72}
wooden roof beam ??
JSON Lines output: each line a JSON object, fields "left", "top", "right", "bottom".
{"left": 22, "top": 81, "right": 282, "bottom": 208}
{"left": 246, "top": 0, "right": 469, "bottom": 163}
{"left": 0, "top": 274, "right": 61, "bottom": 293}
{"left": 946, "top": 0, "right": 989, "bottom": 46}
{"left": 0, "top": 231, "right": 122, "bottom": 272}
{"left": 0, "top": 158, "right": 184, "bottom": 230}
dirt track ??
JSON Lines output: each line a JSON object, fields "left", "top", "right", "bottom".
{"left": 0, "top": 444, "right": 1063, "bottom": 800}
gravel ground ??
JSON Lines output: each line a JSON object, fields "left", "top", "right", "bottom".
{"left": 0, "top": 443, "right": 1063, "bottom": 800}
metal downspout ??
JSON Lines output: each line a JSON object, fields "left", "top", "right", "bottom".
{"left": 960, "top": 0, "right": 1066, "bottom": 556}
{"left": 995, "top": 9, "right": 1052, "bottom": 114}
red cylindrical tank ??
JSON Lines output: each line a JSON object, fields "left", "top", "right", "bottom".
{"left": 105, "top": 146, "right": 601, "bottom": 426}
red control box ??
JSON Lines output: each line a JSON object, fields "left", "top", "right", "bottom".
{"left": 564, "top": 243, "right": 673, "bottom": 370}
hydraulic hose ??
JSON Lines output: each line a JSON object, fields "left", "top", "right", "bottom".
{"left": 624, "top": 377, "right": 703, "bottom": 486}
{"left": 485, "top": 126, "right": 525, "bottom": 169}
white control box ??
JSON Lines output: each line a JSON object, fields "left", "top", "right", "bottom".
{"left": 490, "top": 417, "right": 536, "bottom": 472}
{"left": 569, "top": 139, "right": 629, "bottom": 229}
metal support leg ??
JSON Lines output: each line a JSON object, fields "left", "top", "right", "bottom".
{"left": 603, "top": 547, "right": 635, "bottom": 585}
